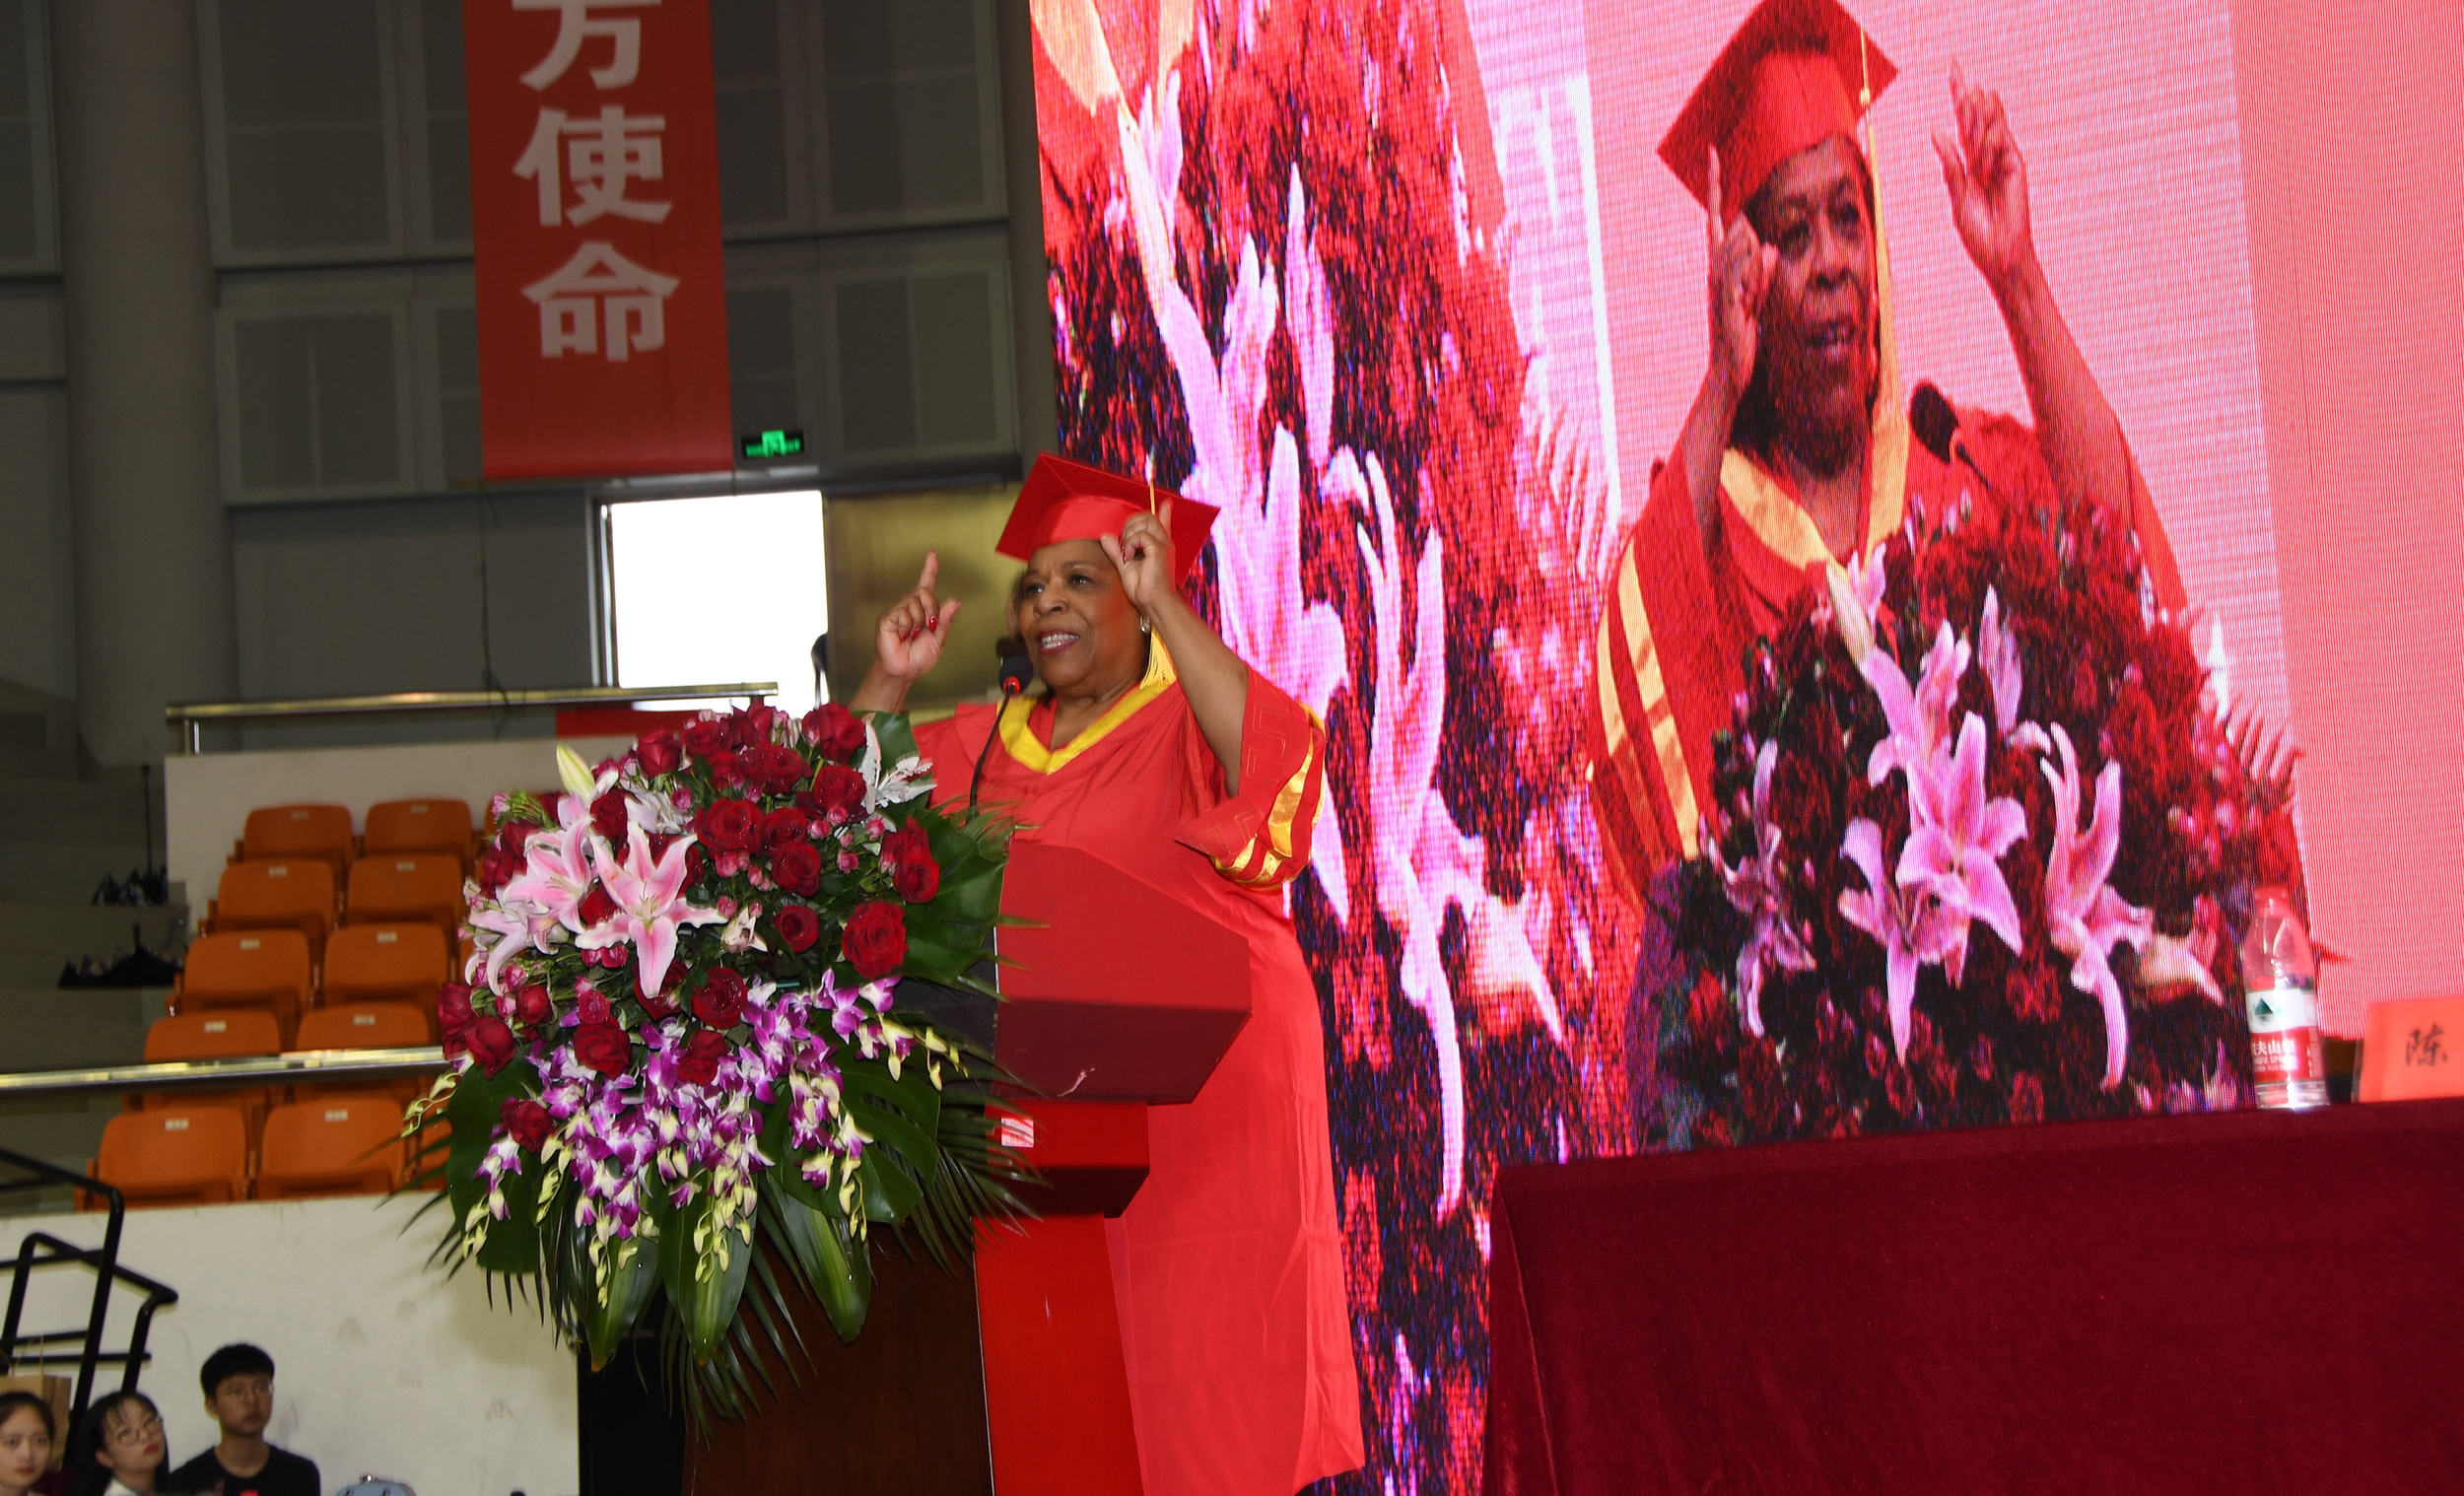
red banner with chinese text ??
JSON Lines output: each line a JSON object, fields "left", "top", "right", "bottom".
{"left": 464, "top": 0, "right": 731, "bottom": 480}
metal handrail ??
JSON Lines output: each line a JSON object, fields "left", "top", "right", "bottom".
{"left": 0, "top": 1146, "right": 179, "bottom": 1421}
{"left": 0, "top": 1047, "right": 448, "bottom": 1101}
{"left": 166, "top": 682, "right": 780, "bottom": 753}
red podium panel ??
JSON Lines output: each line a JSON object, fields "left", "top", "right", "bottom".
{"left": 994, "top": 840, "right": 1250, "bottom": 1103}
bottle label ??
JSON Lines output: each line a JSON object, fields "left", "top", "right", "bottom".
{"left": 2246, "top": 983, "right": 2325, "bottom": 1097}
{"left": 2245, "top": 983, "right": 2318, "bottom": 1034}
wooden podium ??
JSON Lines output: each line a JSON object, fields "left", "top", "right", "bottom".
{"left": 974, "top": 838, "right": 1254, "bottom": 1496}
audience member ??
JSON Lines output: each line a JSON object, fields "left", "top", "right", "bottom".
{"left": 0, "top": 1391, "right": 54, "bottom": 1496}
{"left": 66, "top": 1391, "right": 173, "bottom": 1496}
{"left": 169, "top": 1347, "right": 317, "bottom": 1496}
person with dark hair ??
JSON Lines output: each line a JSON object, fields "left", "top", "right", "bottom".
{"left": 0, "top": 1391, "right": 55, "bottom": 1496}
{"left": 169, "top": 1345, "right": 317, "bottom": 1496}
{"left": 67, "top": 1391, "right": 173, "bottom": 1496}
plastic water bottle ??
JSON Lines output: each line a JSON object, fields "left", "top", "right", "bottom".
{"left": 2239, "top": 887, "right": 2327, "bottom": 1109}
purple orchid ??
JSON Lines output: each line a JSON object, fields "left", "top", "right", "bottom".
{"left": 1897, "top": 713, "right": 2028, "bottom": 980}
{"left": 578, "top": 823, "right": 723, "bottom": 998}
{"left": 1838, "top": 818, "right": 1966, "bottom": 1062}
{"left": 1713, "top": 740, "right": 1815, "bottom": 1039}
{"left": 2040, "top": 725, "right": 2154, "bottom": 1087}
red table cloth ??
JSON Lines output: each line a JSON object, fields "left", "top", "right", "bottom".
{"left": 1487, "top": 1100, "right": 2464, "bottom": 1493}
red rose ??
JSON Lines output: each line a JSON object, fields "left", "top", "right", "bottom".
{"left": 684, "top": 718, "right": 730, "bottom": 758}
{"left": 576, "top": 985, "right": 612, "bottom": 1027}
{"left": 804, "top": 703, "right": 867, "bottom": 762}
{"left": 800, "top": 765, "right": 865, "bottom": 821}
{"left": 772, "top": 840, "right": 823, "bottom": 897}
{"left": 746, "top": 741, "right": 809, "bottom": 793}
{"left": 476, "top": 847, "right": 520, "bottom": 899}
{"left": 500, "top": 1096, "right": 553, "bottom": 1152}
{"left": 677, "top": 1029, "right": 731, "bottom": 1087}
{"left": 841, "top": 900, "right": 907, "bottom": 978}
{"left": 638, "top": 965, "right": 681, "bottom": 1019}
{"left": 698, "top": 797, "right": 757, "bottom": 850}
{"left": 774, "top": 904, "right": 820, "bottom": 952}
{"left": 589, "top": 789, "right": 630, "bottom": 842}
{"left": 893, "top": 848, "right": 939, "bottom": 904}
{"left": 637, "top": 728, "right": 684, "bottom": 777}
{"left": 694, "top": 968, "right": 749, "bottom": 1028}
{"left": 736, "top": 705, "right": 786, "bottom": 746}
{"left": 574, "top": 1022, "right": 632, "bottom": 1077}
{"left": 704, "top": 750, "right": 744, "bottom": 789}
{"left": 466, "top": 1015, "right": 517, "bottom": 1077}
{"left": 578, "top": 883, "right": 616, "bottom": 928}
{"left": 512, "top": 984, "right": 553, "bottom": 1029}
{"left": 437, "top": 983, "right": 475, "bottom": 1037}
{"left": 760, "top": 806, "right": 810, "bottom": 855}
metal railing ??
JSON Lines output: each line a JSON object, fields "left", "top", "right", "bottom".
{"left": 165, "top": 682, "right": 780, "bottom": 754}
{"left": 0, "top": 1047, "right": 449, "bottom": 1101}
{"left": 0, "top": 1147, "right": 178, "bottom": 1421}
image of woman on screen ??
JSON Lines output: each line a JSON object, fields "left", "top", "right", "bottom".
{"left": 1588, "top": 0, "right": 2189, "bottom": 897}
{"left": 847, "top": 453, "right": 1362, "bottom": 1495}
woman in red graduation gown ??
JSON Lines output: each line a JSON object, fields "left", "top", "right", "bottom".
{"left": 849, "top": 456, "right": 1363, "bottom": 1495}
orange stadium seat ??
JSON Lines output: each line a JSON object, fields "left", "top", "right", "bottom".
{"left": 323, "top": 923, "right": 449, "bottom": 1015}
{"left": 175, "top": 929, "right": 311, "bottom": 1044}
{"left": 364, "top": 797, "right": 474, "bottom": 873}
{"left": 345, "top": 854, "right": 463, "bottom": 935}
{"left": 95, "top": 1107, "right": 251, "bottom": 1208}
{"left": 212, "top": 858, "right": 336, "bottom": 956}
{"left": 255, "top": 1096, "right": 406, "bottom": 1199}
{"left": 291, "top": 1002, "right": 438, "bottom": 1105}
{"left": 136, "top": 1011, "right": 284, "bottom": 1139}
{"left": 294, "top": 1001, "right": 435, "bottom": 1052}
{"left": 239, "top": 804, "right": 355, "bottom": 878}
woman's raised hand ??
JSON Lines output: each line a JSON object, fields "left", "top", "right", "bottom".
{"left": 1099, "top": 501, "right": 1177, "bottom": 618}
{"left": 872, "top": 551, "right": 961, "bottom": 683}
{"left": 1705, "top": 146, "right": 1778, "bottom": 405}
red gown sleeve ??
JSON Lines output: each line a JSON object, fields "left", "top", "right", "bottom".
{"left": 1173, "top": 670, "right": 1325, "bottom": 890}
{"left": 1585, "top": 457, "right": 1742, "bottom": 904}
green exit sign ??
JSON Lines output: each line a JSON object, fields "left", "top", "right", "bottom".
{"left": 738, "top": 429, "right": 805, "bottom": 460}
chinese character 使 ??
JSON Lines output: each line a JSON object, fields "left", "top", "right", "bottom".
{"left": 514, "top": 106, "right": 672, "bottom": 226}
{"left": 522, "top": 241, "right": 677, "bottom": 362}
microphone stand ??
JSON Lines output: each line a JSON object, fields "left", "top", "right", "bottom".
{"left": 969, "top": 655, "right": 1032, "bottom": 821}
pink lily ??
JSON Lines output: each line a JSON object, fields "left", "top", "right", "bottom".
{"left": 2040, "top": 725, "right": 2154, "bottom": 1088}
{"left": 579, "top": 824, "right": 724, "bottom": 998}
{"left": 1977, "top": 587, "right": 2023, "bottom": 734}
{"left": 1713, "top": 740, "right": 1815, "bottom": 1038}
{"left": 1838, "top": 818, "right": 1965, "bottom": 1061}
{"left": 1897, "top": 713, "right": 2028, "bottom": 979}
{"left": 1863, "top": 622, "right": 1970, "bottom": 789}
{"left": 499, "top": 823, "right": 601, "bottom": 937}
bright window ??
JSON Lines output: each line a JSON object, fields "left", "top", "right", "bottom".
{"left": 602, "top": 490, "right": 829, "bottom": 708}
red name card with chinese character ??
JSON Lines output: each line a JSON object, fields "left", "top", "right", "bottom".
{"left": 2357, "top": 995, "right": 2464, "bottom": 1103}
{"left": 463, "top": 0, "right": 731, "bottom": 480}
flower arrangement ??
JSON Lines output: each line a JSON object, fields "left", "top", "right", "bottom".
{"left": 1653, "top": 424, "right": 2301, "bottom": 1145}
{"left": 413, "top": 703, "right": 1016, "bottom": 1425}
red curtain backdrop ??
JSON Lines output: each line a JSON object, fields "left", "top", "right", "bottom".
{"left": 463, "top": 0, "right": 732, "bottom": 480}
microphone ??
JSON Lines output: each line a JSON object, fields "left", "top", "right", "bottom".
{"left": 969, "top": 646, "right": 1033, "bottom": 819}
{"left": 1910, "top": 380, "right": 2001, "bottom": 506}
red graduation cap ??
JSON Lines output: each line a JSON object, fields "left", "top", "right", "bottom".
{"left": 1659, "top": 0, "right": 1897, "bottom": 226}
{"left": 996, "top": 454, "right": 1220, "bottom": 586}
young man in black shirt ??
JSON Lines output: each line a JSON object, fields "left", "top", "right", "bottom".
{"left": 170, "top": 1343, "right": 321, "bottom": 1496}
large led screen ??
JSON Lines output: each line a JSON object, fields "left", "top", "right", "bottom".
{"left": 1032, "top": 0, "right": 2299, "bottom": 1486}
